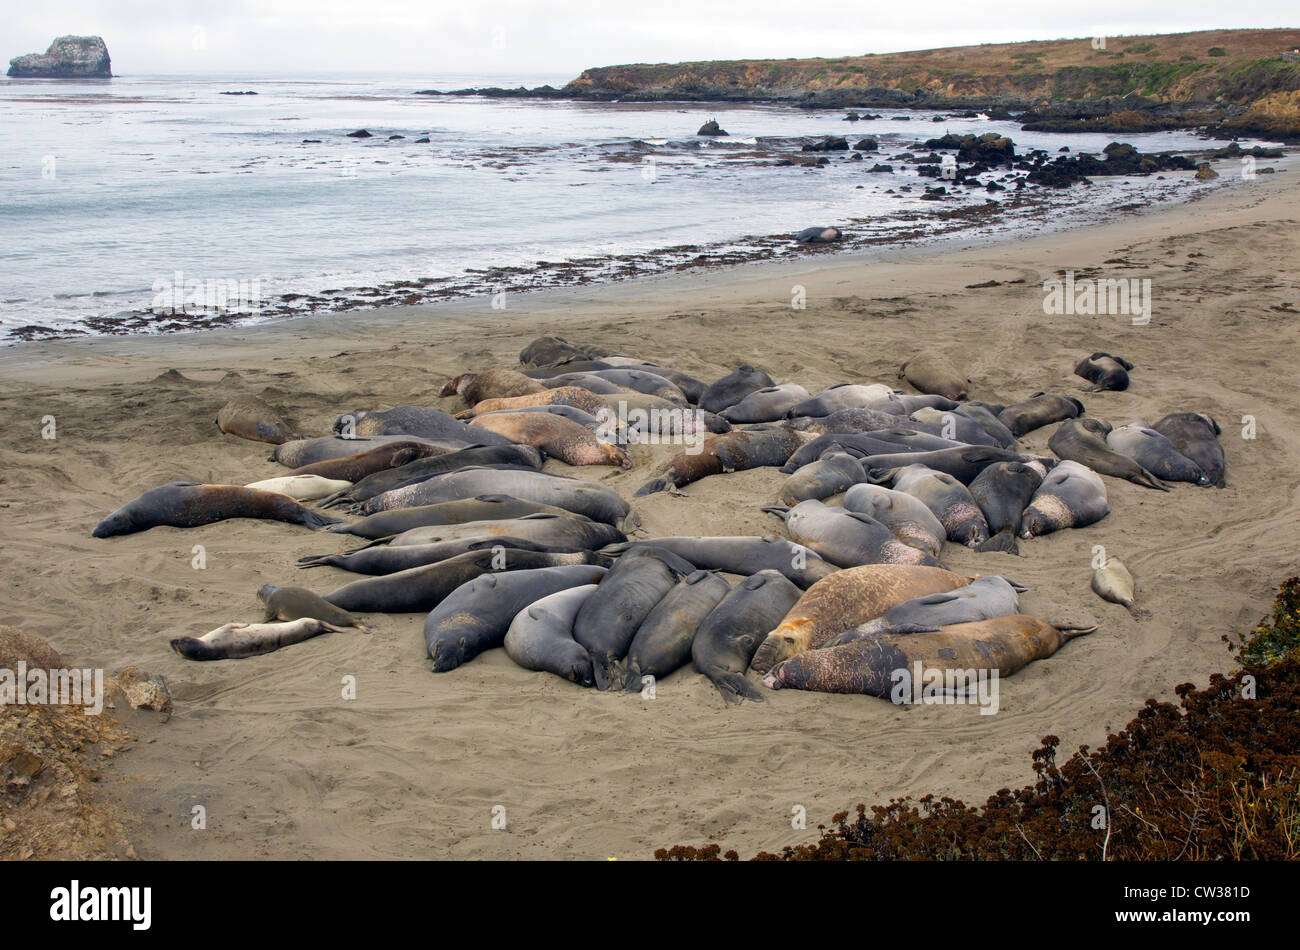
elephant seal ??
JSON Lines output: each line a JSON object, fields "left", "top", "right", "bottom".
{"left": 462, "top": 386, "right": 610, "bottom": 418}
{"left": 299, "top": 536, "right": 585, "bottom": 575}
{"left": 954, "top": 403, "right": 1017, "bottom": 448}
{"left": 764, "top": 500, "right": 940, "bottom": 568}
{"left": 968, "top": 461, "right": 1044, "bottom": 536}
{"left": 215, "top": 395, "right": 301, "bottom": 445}
{"left": 825, "top": 575, "right": 1025, "bottom": 646}
{"left": 1074, "top": 352, "right": 1134, "bottom": 391}
{"left": 635, "top": 426, "right": 810, "bottom": 496}
{"left": 780, "top": 430, "right": 961, "bottom": 474}
{"left": 287, "top": 440, "right": 442, "bottom": 481}
{"left": 325, "top": 494, "right": 578, "bottom": 539}
{"left": 606, "top": 362, "right": 707, "bottom": 403}
{"left": 1151, "top": 413, "right": 1226, "bottom": 488}
{"left": 257, "top": 584, "right": 373, "bottom": 632}
{"left": 794, "top": 226, "right": 842, "bottom": 244}
{"left": 623, "top": 570, "right": 731, "bottom": 691}
{"left": 898, "top": 352, "right": 969, "bottom": 401}
{"left": 699, "top": 365, "right": 774, "bottom": 414}
{"left": 519, "top": 336, "right": 603, "bottom": 367}
{"left": 323, "top": 548, "right": 608, "bottom": 614}
{"left": 439, "top": 368, "right": 546, "bottom": 404}
{"left": 320, "top": 443, "right": 545, "bottom": 508}
{"left": 787, "top": 384, "right": 896, "bottom": 418}
{"left": 470, "top": 412, "right": 631, "bottom": 468}
{"left": 337, "top": 406, "right": 511, "bottom": 444}
{"left": 1020, "top": 460, "right": 1109, "bottom": 537}
{"left": 787, "top": 406, "right": 906, "bottom": 435}
{"left": 863, "top": 446, "right": 1026, "bottom": 486}
{"left": 997, "top": 393, "right": 1084, "bottom": 438}
{"left": 272, "top": 435, "right": 464, "bottom": 469}
{"left": 244, "top": 474, "right": 352, "bottom": 501}
{"left": 170, "top": 618, "right": 340, "bottom": 661}
{"left": 573, "top": 547, "right": 694, "bottom": 689}
{"left": 541, "top": 373, "right": 631, "bottom": 396}
{"left": 763, "top": 616, "right": 1096, "bottom": 694}
{"left": 1106, "top": 424, "right": 1209, "bottom": 485}
{"left": 719, "top": 384, "right": 812, "bottom": 423}
{"left": 888, "top": 465, "right": 990, "bottom": 548}
{"left": 504, "top": 584, "right": 600, "bottom": 685}
{"left": 474, "top": 405, "right": 603, "bottom": 428}
{"left": 1091, "top": 557, "right": 1150, "bottom": 619}
{"left": 602, "top": 535, "right": 836, "bottom": 589}
{"left": 92, "top": 482, "right": 342, "bottom": 537}
{"left": 1049, "top": 418, "right": 1168, "bottom": 491}
{"left": 693, "top": 571, "right": 802, "bottom": 702}
{"left": 909, "top": 407, "right": 997, "bottom": 446}
{"left": 748, "top": 564, "right": 975, "bottom": 674}
{"left": 868, "top": 394, "right": 961, "bottom": 415}
{"left": 577, "top": 369, "right": 688, "bottom": 405}
{"left": 426, "top": 564, "right": 609, "bottom": 672}
{"left": 842, "top": 483, "right": 946, "bottom": 558}
{"left": 779, "top": 449, "right": 867, "bottom": 504}
{"left": 381, "top": 512, "right": 624, "bottom": 550}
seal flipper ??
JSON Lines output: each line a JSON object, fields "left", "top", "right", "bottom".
{"left": 760, "top": 505, "right": 790, "bottom": 520}
{"left": 634, "top": 478, "right": 670, "bottom": 497}
{"left": 976, "top": 528, "right": 1020, "bottom": 555}
{"left": 1127, "top": 604, "right": 1152, "bottom": 621}
{"left": 707, "top": 669, "right": 766, "bottom": 704}
{"left": 302, "top": 509, "right": 346, "bottom": 530}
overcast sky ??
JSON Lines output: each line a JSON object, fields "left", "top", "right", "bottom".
{"left": 8, "top": 1, "right": 1296, "bottom": 77}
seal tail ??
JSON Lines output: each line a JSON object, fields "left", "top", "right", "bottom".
{"left": 1051, "top": 622, "right": 1099, "bottom": 642}
{"left": 708, "top": 670, "right": 766, "bottom": 703}
{"left": 302, "top": 510, "right": 345, "bottom": 530}
{"left": 296, "top": 554, "right": 338, "bottom": 569}
{"left": 975, "top": 528, "right": 1020, "bottom": 555}
{"left": 760, "top": 505, "right": 791, "bottom": 520}
{"left": 634, "top": 478, "right": 670, "bottom": 497}
{"left": 170, "top": 637, "right": 223, "bottom": 661}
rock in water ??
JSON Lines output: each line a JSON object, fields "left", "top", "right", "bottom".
{"left": 8, "top": 36, "right": 111, "bottom": 78}
{"left": 697, "top": 119, "right": 727, "bottom": 136}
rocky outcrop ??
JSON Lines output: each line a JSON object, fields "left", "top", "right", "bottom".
{"left": 7, "top": 35, "right": 110, "bottom": 78}
{"left": 697, "top": 119, "right": 727, "bottom": 136}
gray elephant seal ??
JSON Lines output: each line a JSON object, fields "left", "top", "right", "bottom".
{"left": 326, "top": 494, "right": 579, "bottom": 539}
{"left": 1049, "top": 418, "right": 1168, "bottom": 491}
{"left": 603, "top": 535, "right": 837, "bottom": 589}
{"left": 898, "top": 351, "right": 969, "bottom": 401}
{"left": 288, "top": 441, "right": 444, "bottom": 482}
{"left": 541, "top": 373, "right": 631, "bottom": 395}
{"left": 1020, "top": 460, "right": 1109, "bottom": 537}
{"left": 378, "top": 513, "right": 624, "bottom": 550}
{"left": 623, "top": 570, "right": 731, "bottom": 691}
{"left": 764, "top": 499, "right": 941, "bottom": 568}
{"left": 606, "top": 362, "right": 707, "bottom": 403}
{"left": 824, "top": 575, "right": 1025, "bottom": 646}
{"left": 271, "top": 435, "right": 465, "bottom": 469}
{"left": 868, "top": 394, "right": 961, "bottom": 415}
{"left": 794, "top": 226, "right": 842, "bottom": 244}
{"left": 92, "top": 482, "right": 341, "bottom": 537}
{"left": 337, "top": 406, "right": 511, "bottom": 444}
{"left": 320, "top": 443, "right": 545, "bottom": 508}
{"left": 780, "top": 430, "right": 961, "bottom": 474}
{"left": 954, "top": 403, "right": 1017, "bottom": 448}
{"left": 1152, "top": 413, "right": 1226, "bottom": 488}
{"left": 692, "top": 571, "right": 802, "bottom": 702}
{"left": 519, "top": 336, "right": 603, "bottom": 367}
{"left": 504, "top": 584, "right": 600, "bottom": 685}
{"left": 997, "top": 393, "right": 1085, "bottom": 438}
{"left": 1074, "top": 352, "right": 1134, "bottom": 391}
{"left": 779, "top": 449, "right": 867, "bottom": 504}
{"left": 699, "top": 365, "right": 774, "bottom": 414}
{"left": 720, "top": 383, "right": 812, "bottom": 423}
{"left": 862, "top": 445, "right": 1026, "bottom": 485}
{"left": 426, "top": 564, "right": 609, "bottom": 672}
{"left": 909, "top": 407, "right": 997, "bottom": 446}
{"left": 171, "top": 618, "right": 340, "bottom": 661}
{"left": 258, "top": 584, "right": 373, "bottom": 631}
{"left": 215, "top": 395, "right": 301, "bottom": 445}
{"left": 786, "top": 384, "right": 895, "bottom": 418}
{"left": 576, "top": 369, "right": 688, "bottom": 405}
{"left": 888, "top": 464, "right": 990, "bottom": 548}
{"left": 299, "top": 536, "right": 586, "bottom": 575}
{"left": 968, "top": 461, "right": 1044, "bottom": 537}
{"left": 842, "top": 483, "right": 946, "bottom": 558}
{"left": 1106, "top": 424, "right": 1209, "bottom": 485}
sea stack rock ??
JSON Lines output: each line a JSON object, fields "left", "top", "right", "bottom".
{"left": 697, "top": 119, "right": 727, "bottom": 136}
{"left": 7, "top": 35, "right": 111, "bottom": 78}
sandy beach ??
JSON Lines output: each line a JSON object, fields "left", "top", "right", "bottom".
{"left": 1, "top": 161, "right": 1296, "bottom": 860}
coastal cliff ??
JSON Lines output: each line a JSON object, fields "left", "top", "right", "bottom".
{"left": 7, "top": 35, "right": 111, "bottom": 78}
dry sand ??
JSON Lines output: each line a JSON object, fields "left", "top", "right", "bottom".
{"left": 1, "top": 162, "right": 1297, "bottom": 860}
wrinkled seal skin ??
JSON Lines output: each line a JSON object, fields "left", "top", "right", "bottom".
{"left": 780, "top": 429, "right": 961, "bottom": 473}
{"left": 720, "top": 384, "right": 812, "bottom": 423}
{"left": 764, "top": 500, "right": 941, "bottom": 568}
{"left": 699, "top": 365, "right": 774, "bottom": 414}
{"left": 462, "top": 386, "right": 610, "bottom": 418}
{"left": 862, "top": 446, "right": 1027, "bottom": 486}
{"left": 842, "top": 483, "right": 946, "bottom": 558}
{"left": 171, "top": 618, "right": 340, "bottom": 661}
{"left": 748, "top": 564, "right": 975, "bottom": 674}
{"left": 92, "top": 482, "right": 342, "bottom": 537}
{"left": 325, "top": 494, "right": 577, "bottom": 539}
{"left": 1048, "top": 418, "right": 1168, "bottom": 491}
{"left": 623, "top": 570, "right": 731, "bottom": 691}
{"left": 258, "top": 584, "right": 372, "bottom": 631}
{"left": 1106, "top": 424, "right": 1209, "bottom": 485}
{"left": 1021, "top": 460, "right": 1109, "bottom": 537}
{"left": 635, "top": 425, "right": 810, "bottom": 496}
{"left": 603, "top": 535, "right": 836, "bottom": 589}
{"left": 1074, "top": 352, "right": 1134, "bottom": 392}
{"left": 337, "top": 406, "right": 511, "bottom": 444}
{"left": 470, "top": 412, "right": 631, "bottom": 468}
{"left": 320, "top": 443, "right": 544, "bottom": 508}
{"left": 272, "top": 435, "right": 464, "bottom": 468}
{"left": 504, "top": 584, "right": 600, "bottom": 685}
{"left": 997, "top": 392, "right": 1085, "bottom": 438}
{"left": 693, "top": 571, "right": 802, "bottom": 702}
{"left": 898, "top": 351, "right": 969, "bottom": 401}
{"left": 888, "top": 464, "right": 991, "bottom": 548}
{"left": 968, "top": 461, "right": 1044, "bottom": 536}
{"left": 518, "top": 336, "right": 604, "bottom": 368}
{"left": 779, "top": 450, "right": 867, "bottom": 504}
{"left": 426, "top": 564, "right": 609, "bottom": 672}
{"left": 764, "top": 616, "right": 1096, "bottom": 694}
{"left": 786, "top": 406, "right": 906, "bottom": 434}
{"left": 825, "top": 575, "right": 1024, "bottom": 646}
{"left": 787, "top": 384, "right": 896, "bottom": 418}
{"left": 287, "top": 441, "right": 439, "bottom": 481}
{"left": 215, "top": 396, "right": 301, "bottom": 445}
{"left": 439, "top": 368, "right": 546, "bottom": 404}
{"left": 1152, "top": 413, "right": 1226, "bottom": 488}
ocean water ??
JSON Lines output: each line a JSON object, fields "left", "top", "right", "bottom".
{"left": 0, "top": 73, "right": 1276, "bottom": 340}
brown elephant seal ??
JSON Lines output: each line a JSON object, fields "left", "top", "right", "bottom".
{"left": 1151, "top": 413, "right": 1226, "bottom": 488}
{"left": 622, "top": 570, "right": 732, "bottom": 691}
{"left": 461, "top": 386, "right": 610, "bottom": 418}
{"left": 287, "top": 440, "right": 441, "bottom": 481}
{"left": 470, "top": 412, "right": 631, "bottom": 468}
{"left": 92, "top": 482, "right": 342, "bottom": 537}
{"left": 699, "top": 365, "right": 774, "bottom": 414}
{"left": 635, "top": 425, "right": 810, "bottom": 495}
{"left": 825, "top": 575, "right": 1026, "bottom": 646}
{"left": 997, "top": 393, "right": 1085, "bottom": 437}
{"left": 898, "top": 352, "right": 969, "bottom": 401}
{"left": 439, "top": 369, "right": 546, "bottom": 404}
{"left": 748, "top": 564, "right": 976, "bottom": 674}
{"left": 763, "top": 616, "right": 1096, "bottom": 694}
{"left": 1105, "top": 424, "right": 1210, "bottom": 485}
{"left": 763, "top": 500, "right": 941, "bottom": 568}
{"left": 1074, "top": 352, "right": 1134, "bottom": 391}
{"left": 1020, "top": 460, "right": 1109, "bottom": 537}
{"left": 692, "top": 571, "right": 802, "bottom": 702}
{"left": 1091, "top": 557, "right": 1150, "bottom": 619}
{"left": 1048, "top": 418, "right": 1168, "bottom": 491}
{"left": 171, "top": 618, "right": 341, "bottom": 661}
{"left": 258, "top": 584, "right": 373, "bottom": 631}
{"left": 215, "top": 395, "right": 302, "bottom": 445}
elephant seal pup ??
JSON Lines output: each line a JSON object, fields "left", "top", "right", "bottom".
{"left": 299, "top": 536, "right": 583, "bottom": 575}
{"left": 779, "top": 449, "right": 867, "bottom": 504}
{"left": 504, "top": 584, "right": 600, "bottom": 685}
{"left": 842, "top": 483, "right": 946, "bottom": 558}
{"left": 338, "top": 406, "right": 511, "bottom": 444}
{"left": 92, "top": 482, "right": 341, "bottom": 537}
{"left": 909, "top": 407, "right": 998, "bottom": 446}
{"left": 470, "top": 412, "right": 631, "bottom": 468}
{"left": 699, "top": 365, "right": 774, "bottom": 414}
{"left": 1152, "top": 413, "right": 1226, "bottom": 488}
{"left": 1020, "top": 460, "right": 1109, "bottom": 537}
{"left": 888, "top": 465, "right": 990, "bottom": 548}
{"left": 258, "top": 584, "right": 373, "bottom": 631}
{"left": 623, "top": 570, "right": 732, "bottom": 691}
{"left": 720, "top": 384, "right": 812, "bottom": 423}
{"left": 825, "top": 575, "right": 1025, "bottom": 646}
{"left": 439, "top": 369, "right": 546, "bottom": 404}
{"left": 898, "top": 352, "right": 969, "bottom": 401}
{"left": 1106, "top": 424, "right": 1209, "bottom": 485}
{"left": 171, "top": 618, "right": 341, "bottom": 661}
{"left": 635, "top": 425, "right": 810, "bottom": 496}
{"left": 787, "top": 384, "right": 896, "bottom": 418}
{"left": 1091, "top": 556, "right": 1150, "bottom": 619}
{"left": 997, "top": 393, "right": 1085, "bottom": 438}
{"left": 764, "top": 500, "right": 941, "bottom": 568}
{"left": 693, "top": 571, "right": 802, "bottom": 702}
{"left": 954, "top": 403, "right": 1017, "bottom": 448}
{"left": 968, "top": 461, "right": 1043, "bottom": 536}
{"left": 519, "top": 336, "right": 603, "bottom": 368}
{"left": 780, "top": 430, "right": 961, "bottom": 474}
{"left": 863, "top": 446, "right": 1026, "bottom": 486}
{"left": 603, "top": 536, "right": 836, "bottom": 589}
{"left": 358, "top": 467, "right": 629, "bottom": 524}
{"left": 1049, "top": 418, "right": 1168, "bottom": 491}
{"left": 244, "top": 474, "right": 352, "bottom": 501}
{"left": 326, "top": 494, "right": 579, "bottom": 539}
{"left": 795, "top": 226, "right": 843, "bottom": 244}
{"left": 287, "top": 441, "right": 441, "bottom": 481}
{"left": 1074, "top": 352, "right": 1134, "bottom": 392}
{"left": 462, "top": 386, "right": 610, "bottom": 419}
{"left": 272, "top": 435, "right": 465, "bottom": 469}
{"left": 573, "top": 547, "right": 695, "bottom": 689}
{"left": 763, "top": 616, "right": 1096, "bottom": 694}
{"left": 215, "top": 395, "right": 302, "bottom": 445}
{"left": 748, "top": 564, "right": 975, "bottom": 674}
{"left": 427, "top": 564, "right": 609, "bottom": 672}
{"left": 380, "top": 513, "right": 624, "bottom": 550}
{"left": 320, "top": 443, "right": 545, "bottom": 508}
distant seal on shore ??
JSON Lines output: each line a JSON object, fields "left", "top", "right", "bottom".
{"left": 470, "top": 411, "right": 631, "bottom": 468}
{"left": 636, "top": 425, "right": 810, "bottom": 496}
{"left": 1020, "top": 460, "right": 1109, "bottom": 537}
{"left": 692, "top": 570, "right": 802, "bottom": 702}
{"left": 519, "top": 336, "right": 603, "bottom": 368}
{"left": 779, "top": 430, "right": 957, "bottom": 473}
{"left": 92, "top": 482, "right": 342, "bottom": 537}
{"left": 170, "top": 618, "right": 340, "bottom": 661}
{"left": 719, "top": 384, "right": 812, "bottom": 423}
{"left": 1074, "top": 352, "right": 1134, "bottom": 391}
{"left": 1105, "top": 424, "right": 1210, "bottom": 485}
{"left": 1049, "top": 418, "right": 1168, "bottom": 491}
{"left": 1091, "top": 556, "right": 1149, "bottom": 619}
{"left": 576, "top": 369, "right": 688, "bottom": 405}
{"left": 699, "top": 365, "right": 774, "bottom": 414}
{"left": 623, "top": 570, "right": 731, "bottom": 691}
{"left": 504, "top": 584, "right": 600, "bottom": 685}
{"left": 824, "top": 575, "right": 1025, "bottom": 646}
{"left": 258, "top": 584, "right": 373, "bottom": 631}
{"left": 1151, "top": 413, "right": 1226, "bottom": 488}
{"left": 299, "top": 536, "right": 585, "bottom": 575}
{"left": 272, "top": 435, "right": 463, "bottom": 469}
{"left": 898, "top": 352, "right": 969, "bottom": 401}
{"left": 602, "top": 535, "right": 836, "bottom": 589}
{"left": 764, "top": 499, "right": 940, "bottom": 568}
{"left": 997, "top": 393, "right": 1084, "bottom": 437}
{"left": 439, "top": 369, "right": 546, "bottom": 404}
{"left": 319, "top": 443, "right": 545, "bottom": 508}
{"left": 244, "top": 474, "right": 352, "bottom": 501}
{"left": 215, "top": 395, "right": 301, "bottom": 445}
{"left": 287, "top": 440, "right": 440, "bottom": 481}
{"left": 794, "top": 226, "right": 842, "bottom": 244}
